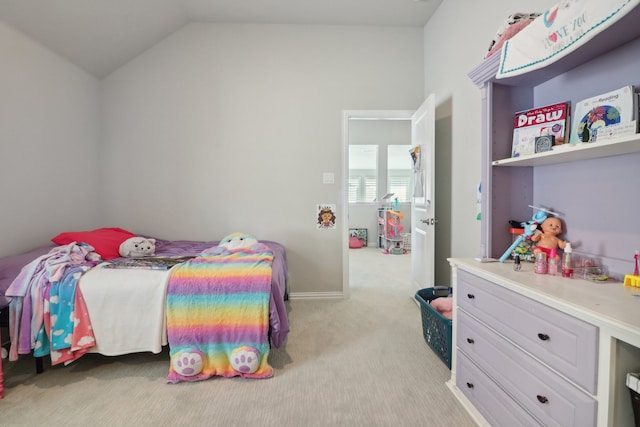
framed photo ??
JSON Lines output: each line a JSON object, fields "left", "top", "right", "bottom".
{"left": 535, "top": 135, "right": 554, "bottom": 153}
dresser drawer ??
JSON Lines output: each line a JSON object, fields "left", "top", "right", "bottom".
{"left": 458, "top": 310, "right": 597, "bottom": 427}
{"left": 457, "top": 270, "right": 598, "bottom": 393}
{"left": 457, "top": 351, "right": 541, "bottom": 427}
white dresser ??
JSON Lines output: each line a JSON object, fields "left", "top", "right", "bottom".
{"left": 448, "top": 259, "right": 640, "bottom": 426}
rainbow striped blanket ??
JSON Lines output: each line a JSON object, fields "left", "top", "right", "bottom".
{"left": 165, "top": 243, "right": 274, "bottom": 383}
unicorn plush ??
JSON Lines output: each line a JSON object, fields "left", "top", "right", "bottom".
{"left": 217, "top": 232, "right": 258, "bottom": 250}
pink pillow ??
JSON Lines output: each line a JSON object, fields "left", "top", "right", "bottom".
{"left": 486, "top": 19, "right": 535, "bottom": 59}
{"left": 51, "top": 227, "right": 136, "bottom": 260}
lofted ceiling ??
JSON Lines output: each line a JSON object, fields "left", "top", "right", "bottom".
{"left": 0, "top": 0, "right": 441, "bottom": 79}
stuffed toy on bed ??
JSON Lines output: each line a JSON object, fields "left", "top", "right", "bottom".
{"left": 118, "top": 237, "right": 156, "bottom": 257}
{"left": 217, "top": 232, "right": 259, "bottom": 250}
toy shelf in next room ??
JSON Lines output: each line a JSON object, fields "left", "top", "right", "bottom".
{"left": 378, "top": 208, "right": 405, "bottom": 254}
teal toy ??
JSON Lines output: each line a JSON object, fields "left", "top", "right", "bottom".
{"left": 499, "top": 208, "right": 549, "bottom": 263}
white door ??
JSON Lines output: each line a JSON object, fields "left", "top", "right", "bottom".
{"left": 411, "top": 94, "right": 436, "bottom": 291}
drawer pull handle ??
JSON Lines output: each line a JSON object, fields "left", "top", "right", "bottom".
{"left": 536, "top": 395, "right": 548, "bottom": 404}
{"left": 466, "top": 382, "right": 474, "bottom": 389}
{"left": 537, "top": 333, "right": 550, "bottom": 341}
{"left": 466, "top": 338, "right": 475, "bottom": 344}
{"left": 466, "top": 293, "right": 475, "bottom": 299}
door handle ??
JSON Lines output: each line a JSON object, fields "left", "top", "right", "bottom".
{"left": 420, "top": 218, "right": 439, "bottom": 225}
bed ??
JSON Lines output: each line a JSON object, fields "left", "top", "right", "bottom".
{"left": 0, "top": 230, "right": 289, "bottom": 382}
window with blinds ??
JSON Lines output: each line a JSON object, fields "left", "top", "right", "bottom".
{"left": 349, "top": 145, "right": 378, "bottom": 203}
{"left": 387, "top": 145, "right": 412, "bottom": 203}
{"left": 388, "top": 174, "right": 411, "bottom": 202}
{"left": 348, "top": 144, "right": 413, "bottom": 203}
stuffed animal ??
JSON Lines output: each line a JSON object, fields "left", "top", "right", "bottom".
{"left": 485, "top": 12, "right": 541, "bottom": 59}
{"left": 118, "top": 237, "right": 156, "bottom": 257}
{"left": 217, "top": 232, "right": 258, "bottom": 250}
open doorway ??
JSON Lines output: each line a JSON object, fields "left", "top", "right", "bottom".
{"left": 342, "top": 100, "right": 453, "bottom": 296}
{"left": 342, "top": 110, "right": 414, "bottom": 297}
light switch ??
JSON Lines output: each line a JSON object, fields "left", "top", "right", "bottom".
{"left": 323, "top": 172, "right": 334, "bottom": 184}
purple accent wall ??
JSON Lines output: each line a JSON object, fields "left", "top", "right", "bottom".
{"left": 532, "top": 37, "right": 640, "bottom": 278}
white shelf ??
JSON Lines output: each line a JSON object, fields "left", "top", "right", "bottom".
{"left": 492, "top": 133, "right": 640, "bottom": 167}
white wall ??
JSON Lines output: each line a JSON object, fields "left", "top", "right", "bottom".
{"left": 423, "top": 0, "right": 557, "bottom": 260}
{"left": 1, "top": 1, "right": 563, "bottom": 292}
{"left": 0, "top": 22, "right": 101, "bottom": 258}
{"left": 101, "top": 23, "right": 424, "bottom": 295}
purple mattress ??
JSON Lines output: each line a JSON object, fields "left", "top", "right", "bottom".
{"left": 0, "top": 239, "right": 289, "bottom": 347}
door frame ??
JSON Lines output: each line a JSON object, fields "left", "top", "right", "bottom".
{"left": 341, "top": 110, "right": 415, "bottom": 298}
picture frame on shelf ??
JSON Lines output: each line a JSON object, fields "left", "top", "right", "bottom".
{"left": 535, "top": 135, "right": 554, "bottom": 153}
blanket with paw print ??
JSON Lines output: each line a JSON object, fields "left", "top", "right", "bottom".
{"left": 165, "top": 243, "right": 274, "bottom": 383}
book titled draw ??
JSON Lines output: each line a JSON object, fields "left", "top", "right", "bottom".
{"left": 570, "top": 85, "right": 637, "bottom": 143}
{"left": 511, "top": 101, "right": 569, "bottom": 157}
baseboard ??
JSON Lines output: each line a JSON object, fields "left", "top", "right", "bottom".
{"left": 287, "top": 291, "right": 344, "bottom": 300}
{"left": 446, "top": 380, "right": 490, "bottom": 427}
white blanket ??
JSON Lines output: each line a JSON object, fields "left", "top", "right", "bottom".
{"left": 79, "top": 264, "right": 170, "bottom": 356}
{"left": 497, "top": 0, "right": 639, "bottom": 79}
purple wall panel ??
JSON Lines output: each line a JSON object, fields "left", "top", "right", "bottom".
{"left": 534, "top": 153, "right": 640, "bottom": 278}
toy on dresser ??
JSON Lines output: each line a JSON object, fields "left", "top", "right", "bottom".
{"left": 499, "top": 208, "right": 548, "bottom": 263}
{"left": 531, "top": 217, "right": 567, "bottom": 263}
{"left": 624, "top": 250, "right": 640, "bottom": 287}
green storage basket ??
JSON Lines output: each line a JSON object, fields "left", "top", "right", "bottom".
{"left": 415, "top": 287, "right": 453, "bottom": 369}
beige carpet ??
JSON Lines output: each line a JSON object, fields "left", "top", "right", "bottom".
{"left": 0, "top": 247, "right": 475, "bottom": 426}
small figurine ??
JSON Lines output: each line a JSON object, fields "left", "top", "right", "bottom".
{"left": 531, "top": 217, "right": 567, "bottom": 263}
{"left": 499, "top": 209, "right": 547, "bottom": 263}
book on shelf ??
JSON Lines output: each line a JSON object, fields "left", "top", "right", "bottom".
{"left": 511, "top": 101, "right": 570, "bottom": 158}
{"left": 104, "top": 256, "right": 195, "bottom": 270}
{"left": 569, "top": 85, "right": 638, "bottom": 144}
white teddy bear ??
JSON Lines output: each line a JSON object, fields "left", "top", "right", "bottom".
{"left": 118, "top": 237, "right": 156, "bottom": 257}
{"left": 217, "top": 232, "right": 258, "bottom": 250}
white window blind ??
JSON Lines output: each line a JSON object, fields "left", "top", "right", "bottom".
{"left": 364, "top": 177, "right": 377, "bottom": 202}
{"left": 349, "top": 145, "right": 378, "bottom": 203}
{"left": 387, "top": 145, "right": 413, "bottom": 202}
{"left": 389, "top": 175, "right": 411, "bottom": 202}
{"left": 348, "top": 177, "right": 361, "bottom": 203}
